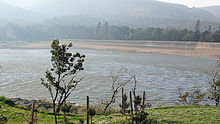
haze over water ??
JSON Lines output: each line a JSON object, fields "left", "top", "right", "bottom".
{"left": 0, "top": 48, "right": 215, "bottom": 106}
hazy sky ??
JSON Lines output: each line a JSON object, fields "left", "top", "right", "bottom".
{"left": 158, "top": 0, "right": 220, "bottom": 7}
{"left": 1, "top": 0, "right": 220, "bottom": 9}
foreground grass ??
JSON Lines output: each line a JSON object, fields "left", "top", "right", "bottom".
{"left": 0, "top": 97, "right": 220, "bottom": 124}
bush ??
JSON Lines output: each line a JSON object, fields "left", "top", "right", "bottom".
{"left": 88, "top": 108, "right": 96, "bottom": 124}
{"left": 0, "top": 114, "right": 8, "bottom": 123}
{"left": 0, "top": 97, "right": 15, "bottom": 107}
{"left": 133, "top": 111, "right": 149, "bottom": 124}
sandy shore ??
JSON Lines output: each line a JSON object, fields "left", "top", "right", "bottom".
{"left": 2, "top": 40, "right": 220, "bottom": 59}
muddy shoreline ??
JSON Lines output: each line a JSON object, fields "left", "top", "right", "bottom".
{"left": 1, "top": 40, "right": 220, "bottom": 59}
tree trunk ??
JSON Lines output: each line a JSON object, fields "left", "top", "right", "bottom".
{"left": 134, "top": 104, "right": 138, "bottom": 115}
{"left": 104, "top": 102, "right": 112, "bottom": 113}
{"left": 122, "top": 87, "right": 124, "bottom": 115}
{"left": 53, "top": 101, "right": 58, "bottom": 124}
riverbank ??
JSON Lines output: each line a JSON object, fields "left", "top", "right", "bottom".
{"left": 3, "top": 40, "right": 220, "bottom": 59}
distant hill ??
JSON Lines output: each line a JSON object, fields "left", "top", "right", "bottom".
{"left": 201, "top": 6, "right": 220, "bottom": 19}
{"left": 0, "top": 0, "right": 219, "bottom": 35}
{"left": 28, "top": 0, "right": 219, "bottom": 29}
{"left": 0, "top": 0, "right": 45, "bottom": 24}
{"left": 31, "top": 0, "right": 216, "bottom": 21}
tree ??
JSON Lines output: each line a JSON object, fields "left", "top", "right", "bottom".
{"left": 208, "top": 59, "right": 220, "bottom": 107}
{"left": 41, "top": 39, "right": 85, "bottom": 124}
{"left": 102, "top": 69, "right": 132, "bottom": 113}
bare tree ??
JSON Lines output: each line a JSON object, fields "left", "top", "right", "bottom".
{"left": 103, "top": 69, "right": 132, "bottom": 113}
{"left": 208, "top": 59, "right": 220, "bottom": 107}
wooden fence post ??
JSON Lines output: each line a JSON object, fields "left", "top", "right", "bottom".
{"left": 142, "top": 91, "right": 145, "bottom": 111}
{"left": 87, "top": 96, "right": 89, "bottom": 124}
{"left": 122, "top": 87, "right": 124, "bottom": 115}
{"left": 130, "top": 91, "right": 133, "bottom": 124}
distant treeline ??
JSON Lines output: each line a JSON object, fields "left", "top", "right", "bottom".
{"left": 0, "top": 22, "right": 220, "bottom": 42}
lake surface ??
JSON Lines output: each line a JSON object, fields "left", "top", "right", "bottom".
{"left": 0, "top": 48, "right": 216, "bottom": 106}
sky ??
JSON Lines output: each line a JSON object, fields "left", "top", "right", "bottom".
{"left": 158, "top": 0, "right": 220, "bottom": 7}
{"left": 1, "top": 0, "right": 220, "bottom": 9}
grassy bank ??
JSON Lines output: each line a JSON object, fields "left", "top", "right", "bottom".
{"left": 0, "top": 97, "right": 220, "bottom": 124}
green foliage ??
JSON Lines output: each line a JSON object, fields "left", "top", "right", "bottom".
{"left": 133, "top": 111, "right": 149, "bottom": 124}
{"left": 88, "top": 108, "right": 96, "bottom": 117}
{"left": 3, "top": 21, "right": 220, "bottom": 42}
{"left": 61, "top": 103, "right": 71, "bottom": 114}
{"left": 88, "top": 108, "right": 96, "bottom": 124}
{"left": 0, "top": 114, "right": 8, "bottom": 123}
{"left": 134, "top": 95, "right": 142, "bottom": 105}
{"left": 208, "top": 59, "right": 220, "bottom": 107}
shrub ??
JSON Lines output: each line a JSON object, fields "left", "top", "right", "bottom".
{"left": 133, "top": 111, "right": 149, "bottom": 124}
{"left": 0, "top": 97, "right": 15, "bottom": 107}
{"left": 0, "top": 114, "right": 7, "bottom": 124}
{"left": 88, "top": 108, "right": 96, "bottom": 124}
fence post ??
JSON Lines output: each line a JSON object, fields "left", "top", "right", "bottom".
{"left": 122, "top": 87, "right": 124, "bottom": 115}
{"left": 142, "top": 91, "right": 145, "bottom": 111}
{"left": 130, "top": 91, "right": 133, "bottom": 124}
{"left": 87, "top": 96, "right": 89, "bottom": 124}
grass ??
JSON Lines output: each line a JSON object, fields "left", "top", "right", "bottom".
{"left": 0, "top": 96, "right": 220, "bottom": 124}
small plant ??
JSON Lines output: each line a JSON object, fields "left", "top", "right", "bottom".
{"left": 0, "top": 114, "right": 8, "bottom": 124}
{"left": 119, "top": 93, "right": 130, "bottom": 115}
{"left": 23, "top": 103, "right": 37, "bottom": 124}
{"left": 133, "top": 111, "right": 149, "bottom": 124}
{"left": 133, "top": 95, "right": 142, "bottom": 114}
{"left": 88, "top": 108, "right": 96, "bottom": 124}
{"left": 78, "top": 118, "right": 84, "bottom": 124}
{"left": 177, "top": 89, "right": 206, "bottom": 105}
{"left": 61, "top": 102, "right": 71, "bottom": 123}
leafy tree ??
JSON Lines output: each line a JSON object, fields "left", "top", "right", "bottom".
{"left": 208, "top": 59, "right": 220, "bottom": 107}
{"left": 41, "top": 39, "right": 85, "bottom": 124}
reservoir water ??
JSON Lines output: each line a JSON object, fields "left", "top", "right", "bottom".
{"left": 0, "top": 48, "right": 216, "bottom": 106}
